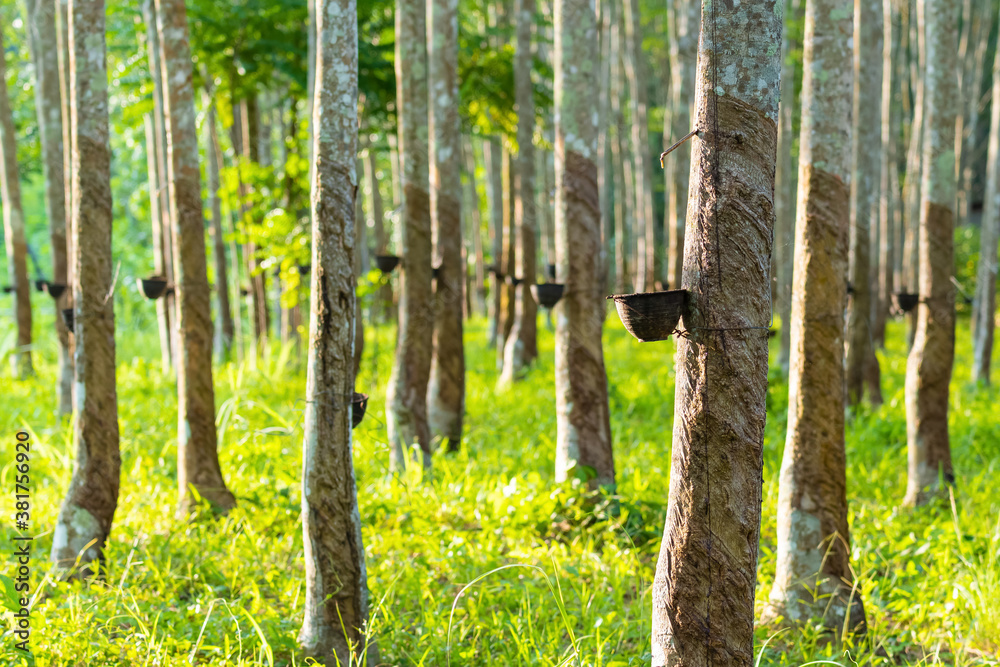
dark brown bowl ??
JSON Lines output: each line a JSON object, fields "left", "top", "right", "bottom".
{"left": 375, "top": 255, "right": 400, "bottom": 273}
{"left": 46, "top": 282, "right": 68, "bottom": 299}
{"left": 531, "top": 283, "right": 564, "bottom": 308}
{"left": 607, "top": 290, "right": 687, "bottom": 342}
{"left": 35, "top": 279, "right": 48, "bottom": 293}
{"left": 351, "top": 392, "right": 368, "bottom": 429}
{"left": 893, "top": 292, "right": 919, "bottom": 313}
{"left": 62, "top": 308, "right": 75, "bottom": 333}
{"left": 139, "top": 277, "right": 168, "bottom": 300}
{"left": 297, "top": 264, "right": 311, "bottom": 276}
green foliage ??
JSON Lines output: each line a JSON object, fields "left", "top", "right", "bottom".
{"left": 1, "top": 306, "right": 998, "bottom": 665}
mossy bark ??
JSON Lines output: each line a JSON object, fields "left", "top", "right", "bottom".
{"left": 500, "top": 0, "right": 539, "bottom": 385}
{"left": 51, "top": 0, "right": 120, "bottom": 574}
{"left": 0, "top": 29, "right": 33, "bottom": 379}
{"left": 428, "top": 0, "right": 466, "bottom": 448}
{"left": 904, "top": 0, "right": 957, "bottom": 507}
{"left": 156, "top": 0, "right": 236, "bottom": 515}
{"left": 846, "top": 0, "right": 883, "bottom": 406}
{"left": 298, "top": 3, "right": 375, "bottom": 660}
{"left": 387, "top": 0, "right": 434, "bottom": 469}
{"left": 765, "top": 0, "right": 866, "bottom": 634}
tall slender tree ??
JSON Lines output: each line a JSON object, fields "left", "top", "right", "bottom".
{"left": 973, "top": 33, "right": 1000, "bottom": 385}
{"left": 28, "top": 0, "right": 71, "bottom": 408}
{"left": 427, "top": 0, "right": 465, "bottom": 449}
{"left": 0, "top": 28, "right": 33, "bottom": 379}
{"left": 51, "top": 0, "right": 120, "bottom": 573}
{"left": 846, "top": 0, "right": 883, "bottom": 406}
{"left": 650, "top": 1, "right": 782, "bottom": 663}
{"left": 765, "top": 0, "right": 866, "bottom": 632}
{"left": 905, "top": 0, "right": 957, "bottom": 506}
{"left": 876, "top": 0, "right": 898, "bottom": 348}
{"left": 143, "top": 114, "right": 174, "bottom": 374}
{"left": 156, "top": 0, "right": 236, "bottom": 514}
{"left": 500, "top": 0, "right": 538, "bottom": 384}
{"left": 297, "top": 0, "right": 375, "bottom": 661}
{"left": 387, "top": 0, "right": 434, "bottom": 468}
{"left": 553, "top": 0, "right": 613, "bottom": 487}
{"left": 202, "top": 88, "right": 234, "bottom": 360}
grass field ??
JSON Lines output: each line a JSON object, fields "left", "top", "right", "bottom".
{"left": 1, "top": 300, "right": 998, "bottom": 666}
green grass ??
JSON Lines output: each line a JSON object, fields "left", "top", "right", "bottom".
{"left": 0, "top": 297, "right": 998, "bottom": 666}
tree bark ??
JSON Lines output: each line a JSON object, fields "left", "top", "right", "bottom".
{"left": 202, "top": 93, "right": 234, "bottom": 361}
{"left": 611, "top": 24, "right": 629, "bottom": 295}
{"left": 427, "top": 0, "right": 465, "bottom": 448}
{"left": 485, "top": 138, "right": 504, "bottom": 346}
{"left": 0, "top": 28, "right": 33, "bottom": 379}
{"left": 972, "top": 30, "right": 1000, "bottom": 385}
{"left": 765, "top": 0, "right": 866, "bottom": 633}
{"left": 621, "top": 0, "right": 654, "bottom": 291}
{"left": 156, "top": 0, "right": 236, "bottom": 514}
{"left": 28, "top": 0, "right": 71, "bottom": 407}
{"left": 298, "top": 1, "right": 375, "bottom": 661}
{"left": 463, "top": 137, "right": 487, "bottom": 317}
{"left": 498, "top": 147, "right": 516, "bottom": 366}
{"left": 144, "top": 114, "right": 174, "bottom": 374}
{"left": 553, "top": 0, "right": 613, "bottom": 487}
{"left": 51, "top": 0, "right": 120, "bottom": 573}
{"left": 846, "top": 0, "right": 883, "bottom": 407}
{"left": 501, "top": 0, "right": 539, "bottom": 384}
{"left": 904, "top": 0, "right": 957, "bottom": 507}
{"left": 902, "top": 0, "right": 924, "bottom": 344}
{"left": 665, "top": 0, "right": 698, "bottom": 291}
{"left": 650, "top": 2, "right": 782, "bottom": 663}
{"left": 387, "top": 0, "right": 434, "bottom": 469}
{"left": 876, "top": 0, "right": 898, "bottom": 349}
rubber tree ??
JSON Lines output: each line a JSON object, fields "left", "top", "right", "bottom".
{"left": 51, "top": 0, "right": 120, "bottom": 574}
{"left": 553, "top": 0, "right": 613, "bottom": 487}
{"left": 201, "top": 88, "right": 234, "bottom": 361}
{"left": 427, "top": 0, "right": 466, "bottom": 448}
{"left": 764, "top": 0, "right": 866, "bottom": 633}
{"left": 846, "top": 0, "right": 883, "bottom": 406}
{"left": 500, "top": 0, "right": 539, "bottom": 384}
{"left": 156, "top": 0, "right": 236, "bottom": 514}
{"left": 876, "top": 0, "right": 898, "bottom": 348}
{"left": 297, "top": 0, "right": 376, "bottom": 660}
{"left": 28, "top": 0, "right": 72, "bottom": 409}
{"left": 664, "top": 0, "right": 698, "bottom": 291}
{"left": 0, "top": 28, "right": 33, "bottom": 379}
{"left": 387, "top": 0, "right": 434, "bottom": 469}
{"left": 904, "top": 0, "right": 957, "bottom": 506}
{"left": 649, "top": 0, "right": 782, "bottom": 663}
{"left": 972, "top": 33, "right": 1000, "bottom": 385}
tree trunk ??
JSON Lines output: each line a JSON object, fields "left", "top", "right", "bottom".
{"left": 57, "top": 0, "right": 73, "bottom": 315}
{"left": 904, "top": 0, "right": 957, "bottom": 506}
{"left": 298, "top": 1, "right": 375, "bottom": 660}
{"left": 0, "top": 28, "right": 33, "bottom": 379}
{"left": 427, "top": 0, "right": 465, "bottom": 449}
{"left": 51, "top": 0, "right": 120, "bottom": 573}
{"left": 553, "top": 0, "right": 613, "bottom": 487}
{"left": 665, "top": 0, "right": 698, "bottom": 291}
{"left": 387, "top": 0, "right": 434, "bottom": 469}
{"left": 611, "top": 25, "right": 629, "bottom": 295}
{"left": 144, "top": 114, "right": 174, "bottom": 374}
{"left": 498, "top": 148, "right": 516, "bottom": 367}
{"left": 650, "top": 2, "right": 781, "bottom": 663}
{"left": 156, "top": 0, "right": 236, "bottom": 514}
{"left": 500, "top": 0, "right": 539, "bottom": 384}
{"left": 621, "top": 0, "right": 653, "bottom": 291}
{"left": 972, "top": 32, "right": 1000, "bottom": 385}
{"left": 202, "top": 93, "right": 234, "bottom": 360}
{"left": 463, "top": 137, "right": 487, "bottom": 317}
{"left": 846, "top": 0, "right": 883, "bottom": 406}
{"left": 876, "top": 0, "right": 898, "bottom": 349}
{"left": 902, "top": 0, "right": 924, "bottom": 343}
{"left": 28, "top": 0, "right": 71, "bottom": 407}
{"left": 765, "top": 0, "right": 866, "bottom": 632}
{"left": 485, "top": 138, "right": 504, "bottom": 346}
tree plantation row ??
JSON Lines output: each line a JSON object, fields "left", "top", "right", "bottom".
{"left": 1, "top": 0, "right": 998, "bottom": 664}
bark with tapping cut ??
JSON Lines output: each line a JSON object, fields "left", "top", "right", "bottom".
{"left": 665, "top": 0, "right": 698, "bottom": 291}
{"left": 846, "top": 0, "right": 883, "bottom": 406}
{"left": 428, "top": 0, "right": 465, "bottom": 448}
{"left": 202, "top": 90, "right": 234, "bottom": 360}
{"left": 501, "top": 0, "right": 538, "bottom": 384}
{"left": 621, "top": 0, "right": 654, "bottom": 291}
{"left": 156, "top": 0, "right": 236, "bottom": 514}
{"left": 650, "top": 2, "right": 781, "bottom": 664}
{"left": 553, "top": 0, "right": 613, "bottom": 487}
{"left": 57, "top": 0, "right": 73, "bottom": 300}
{"left": 775, "top": 0, "right": 801, "bottom": 374}
{"left": 765, "top": 0, "right": 866, "bottom": 633}
{"left": 973, "top": 34, "right": 1000, "bottom": 385}
{"left": 876, "top": 0, "right": 898, "bottom": 348}
{"left": 0, "top": 29, "right": 33, "bottom": 378}
{"left": 298, "top": 1, "right": 375, "bottom": 660}
{"left": 28, "top": 0, "right": 71, "bottom": 407}
{"left": 143, "top": 0, "right": 176, "bottom": 369}
{"left": 485, "top": 138, "right": 504, "bottom": 346}
{"left": 905, "top": 0, "right": 956, "bottom": 507}
{"left": 51, "top": 0, "right": 120, "bottom": 573}
{"left": 387, "top": 0, "right": 433, "bottom": 469}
